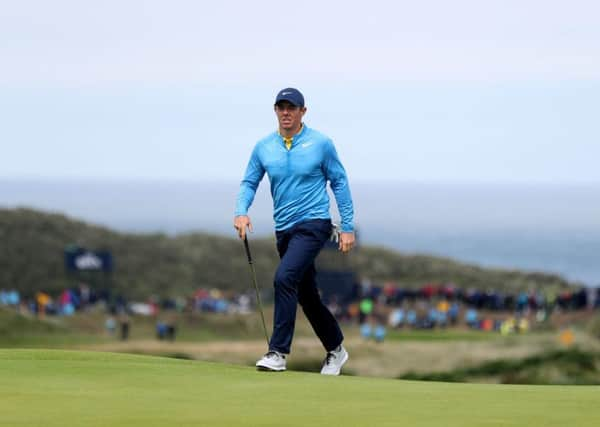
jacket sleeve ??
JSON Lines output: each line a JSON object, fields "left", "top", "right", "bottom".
{"left": 235, "top": 145, "right": 265, "bottom": 216}
{"left": 322, "top": 139, "right": 355, "bottom": 232}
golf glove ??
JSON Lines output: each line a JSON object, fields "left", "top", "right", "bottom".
{"left": 330, "top": 223, "right": 341, "bottom": 243}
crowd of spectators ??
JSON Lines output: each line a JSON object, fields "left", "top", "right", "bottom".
{"left": 0, "top": 284, "right": 102, "bottom": 317}
{"left": 1, "top": 285, "right": 257, "bottom": 343}
{"left": 0, "top": 285, "right": 255, "bottom": 319}
{"left": 2, "top": 280, "right": 599, "bottom": 342}
{"left": 324, "top": 281, "right": 600, "bottom": 340}
{"left": 343, "top": 281, "right": 600, "bottom": 313}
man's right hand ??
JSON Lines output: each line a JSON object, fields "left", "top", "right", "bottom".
{"left": 233, "top": 215, "right": 253, "bottom": 240}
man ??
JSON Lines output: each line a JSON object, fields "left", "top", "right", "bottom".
{"left": 234, "top": 87, "right": 355, "bottom": 375}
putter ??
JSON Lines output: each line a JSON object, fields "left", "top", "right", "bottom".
{"left": 243, "top": 234, "right": 270, "bottom": 347}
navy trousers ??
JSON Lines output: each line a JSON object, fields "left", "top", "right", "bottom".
{"left": 269, "top": 219, "right": 344, "bottom": 354}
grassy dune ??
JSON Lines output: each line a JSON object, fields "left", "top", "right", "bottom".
{"left": 1, "top": 350, "right": 599, "bottom": 427}
{"left": 0, "top": 207, "right": 576, "bottom": 298}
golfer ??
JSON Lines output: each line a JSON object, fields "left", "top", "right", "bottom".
{"left": 234, "top": 87, "right": 355, "bottom": 375}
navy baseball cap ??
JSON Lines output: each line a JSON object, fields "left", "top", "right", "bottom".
{"left": 275, "top": 88, "right": 305, "bottom": 107}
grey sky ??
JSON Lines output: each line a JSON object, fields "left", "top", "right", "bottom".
{"left": 1, "top": 0, "right": 599, "bottom": 183}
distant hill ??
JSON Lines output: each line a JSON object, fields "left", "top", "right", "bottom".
{"left": 0, "top": 208, "right": 575, "bottom": 298}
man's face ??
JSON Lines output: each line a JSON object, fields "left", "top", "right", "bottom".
{"left": 274, "top": 101, "right": 306, "bottom": 132}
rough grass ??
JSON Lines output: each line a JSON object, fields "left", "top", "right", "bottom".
{"left": 385, "top": 328, "right": 501, "bottom": 342}
{"left": 0, "top": 307, "right": 104, "bottom": 347}
{"left": 1, "top": 349, "right": 599, "bottom": 427}
{"left": 0, "top": 305, "right": 316, "bottom": 346}
{"left": 4, "top": 307, "right": 600, "bottom": 382}
{"left": 0, "top": 306, "right": 281, "bottom": 347}
{"left": 400, "top": 348, "right": 600, "bottom": 384}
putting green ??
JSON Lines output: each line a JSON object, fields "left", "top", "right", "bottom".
{"left": 0, "top": 349, "right": 598, "bottom": 426}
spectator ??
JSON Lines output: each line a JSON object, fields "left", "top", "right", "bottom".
{"left": 388, "top": 308, "right": 404, "bottom": 328}
{"left": 374, "top": 325, "right": 386, "bottom": 343}
{"left": 105, "top": 316, "right": 117, "bottom": 336}
{"left": 359, "top": 297, "right": 373, "bottom": 324}
{"left": 465, "top": 308, "right": 479, "bottom": 329}
{"left": 118, "top": 311, "right": 130, "bottom": 341}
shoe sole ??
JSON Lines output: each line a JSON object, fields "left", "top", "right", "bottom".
{"left": 256, "top": 364, "right": 286, "bottom": 372}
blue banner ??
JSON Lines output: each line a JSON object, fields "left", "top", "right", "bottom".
{"left": 65, "top": 248, "right": 113, "bottom": 272}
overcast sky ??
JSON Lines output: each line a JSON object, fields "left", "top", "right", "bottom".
{"left": 1, "top": 0, "right": 599, "bottom": 183}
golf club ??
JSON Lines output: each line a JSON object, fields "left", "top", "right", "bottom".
{"left": 243, "top": 234, "right": 270, "bottom": 347}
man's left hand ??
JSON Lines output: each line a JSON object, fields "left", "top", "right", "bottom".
{"left": 339, "top": 232, "right": 355, "bottom": 253}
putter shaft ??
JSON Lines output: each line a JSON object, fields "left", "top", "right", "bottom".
{"left": 243, "top": 235, "right": 270, "bottom": 347}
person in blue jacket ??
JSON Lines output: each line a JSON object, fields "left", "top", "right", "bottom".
{"left": 234, "top": 87, "right": 355, "bottom": 375}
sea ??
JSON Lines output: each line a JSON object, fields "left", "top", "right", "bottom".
{"left": 1, "top": 179, "right": 599, "bottom": 286}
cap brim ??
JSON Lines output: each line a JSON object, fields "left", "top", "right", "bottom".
{"left": 275, "top": 97, "right": 302, "bottom": 107}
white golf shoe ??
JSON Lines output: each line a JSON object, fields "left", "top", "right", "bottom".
{"left": 256, "top": 351, "right": 287, "bottom": 371}
{"left": 320, "top": 345, "right": 348, "bottom": 375}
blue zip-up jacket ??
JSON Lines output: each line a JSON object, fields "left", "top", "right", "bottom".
{"left": 235, "top": 124, "right": 354, "bottom": 232}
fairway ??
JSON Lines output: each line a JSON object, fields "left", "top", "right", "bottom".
{"left": 0, "top": 350, "right": 599, "bottom": 427}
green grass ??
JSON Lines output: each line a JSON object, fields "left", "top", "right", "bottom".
{"left": 1, "top": 349, "right": 599, "bottom": 427}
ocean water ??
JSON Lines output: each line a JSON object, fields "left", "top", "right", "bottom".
{"left": 1, "top": 179, "right": 599, "bottom": 286}
{"left": 363, "top": 228, "right": 600, "bottom": 286}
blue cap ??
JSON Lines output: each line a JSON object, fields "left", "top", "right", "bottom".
{"left": 275, "top": 88, "right": 305, "bottom": 107}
